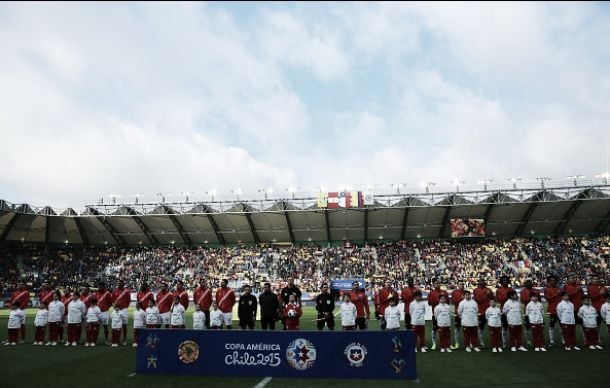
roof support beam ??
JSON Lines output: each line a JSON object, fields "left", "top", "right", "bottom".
{"left": 438, "top": 206, "right": 452, "bottom": 239}
{"left": 91, "top": 210, "right": 125, "bottom": 245}
{"left": 554, "top": 200, "right": 583, "bottom": 235}
{"left": 203, "top": 206, "right": 224, "bottom": 245}
{"left": 515, "top": 202, "right": 539, "bottom": 236}
{"left": 169, "top": 215, "right": 191, "bottom": 245}
{"left": 45, "top": 216, "right": 50, "bottom": 245}
{"left": 0, "top": 212, "right": 19, "bottom": 243}
{"left": 324, "top": 210, "right": 331, "bottom": 242}
{"left": 282, "top": 202, "right": 295, "bottom": 244}
{"left": 363, "top": 208, "right": 369, "bottom": 241}
{"left": 73, "top": 217, "right": 90, "bottom": 245}
{"left": 243, "top": 205, "right": 260, "bottom": 244}
{"left": 133, "top": 216, "right": 158, "bottom": 245}
{"left": 401, "top": 207, "right": 410, "bottom": 240}
{"left": 594, "top": 210, "right": 610, "bottom": 234}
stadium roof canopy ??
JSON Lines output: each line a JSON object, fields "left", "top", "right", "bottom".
{"left": 1, "top": 184, "right": 609, "bottom": 246}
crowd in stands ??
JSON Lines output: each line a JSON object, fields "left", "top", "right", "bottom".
{"left": 1, "top": 236, "right": 608, "bottom": 297}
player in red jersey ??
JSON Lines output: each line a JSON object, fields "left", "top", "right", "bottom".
{"left": 38, "top": 281, "right": 55, "bottom": 307}
{"left": 428, "top": 280, "right": 449, "bottom": 350}
{"left": 173, "top": 280, "right": 189, "bottom": 310}
{"left": 111, "top": 280, "right": 131, "bottom": 344}
{"left": 450, "top": 281, "right": 466, "bottom": 349}
{"left": 136, "top": 282, "right": 154, "bottom": 309}
{"left": 563, "top": 275, "right": 584, "bottom": 329}
{"left": 80, "top": 286, "right": 93, "bottom": 309}
{"left": 216, "top": 279, "right": 236, "bottom": 329}
{"left": 496, "top": 275, "right": 515, "bottom": 348}
{"left": 349, "top": 281, "right": 370, "bottom": 330}
{"left": 473, "top": 278, "right": 494, "bottom": 347}
{"left": 283, "top": 294, "right": 302, "bottom": 330}
{"left": 520, "top": 279, "right": 540, "bottom": 346}
{"left": 156, "top": 283, "right": 174, "bottom": 328}
{"left": 10, "top": 282, "right": 30, "bottom": 343}
{"left": 95, "top": 282, "right": 113, "bottom": 344}
{"left": 401, "top": 277, "right": 418, "bottom": 330}
{"left": 193, "top": 279, "right": 213, "bottom": 329}
{"left": 544, "top": 275, "right": 562, "bottom": 347}
{"left": 587, "top": 275, "right": 608, "bottom": 329}
{"left": 376, "top": 279, "right": 398, "bottom": 330}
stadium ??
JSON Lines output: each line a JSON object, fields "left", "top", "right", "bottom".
{"left": 2, "top": 2, "right": 610, "bottom": 388}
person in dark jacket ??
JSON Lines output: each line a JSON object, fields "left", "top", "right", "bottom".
{"left": 238, "top": 284, "right": 258, "bottom": 330}
{"left": 315, "top": 283, "right": 335, "bottom": 330}
{"left": 258, "top": 283, "right": 279, "bottom": 330}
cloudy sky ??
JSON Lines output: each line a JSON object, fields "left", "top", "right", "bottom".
{"left": 1, "top": 2, "right": 609, "bottom": 208}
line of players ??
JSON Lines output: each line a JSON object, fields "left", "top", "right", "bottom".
{"left": 5, "top": 275, "right": 610, "bottom": 352}
{"left": 5, "top": 277, "right": 314, "bottom": 346}
{"left": 376, "top": 274, "right": 609, "bottom": 352}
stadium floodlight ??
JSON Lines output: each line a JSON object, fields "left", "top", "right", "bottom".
{"left": 286, "top": 186, "right": 298, "bottom": 199}
{"left": 258, "top": 188, "right": 273, "bottom": 200}
{"left": 507, "top": 177, "right": 522, "bottom": 189}
{"left": 535, "top": 177, "right": 551, "bottom": 189}
{"left": 477, "top": 179, "right": 493, "bottom": 191}
{"left": 422, "top": 182, "right": 436, "bottom": 194}
{"left": 451, "top": 180, "right": 465, "bottom": 192}
{"left": 206, "top": 189, "right": 218, "bottom": 201}
{"left": 596, "top": 172, "right": 610, "bottom": 185}
{"left": 391, "top": 183, "right": 406, "bottom": 194}
{"left": 180, "top": 191, "right": 194, "bottom": 202}
{"left": 565, "top": 175, "right": 585, "bottom": 187}
{"left": 108, "top": 193, "right": 121, "bottom": 205}
{"left": 130, "top": 193, "right": 143, "bottom": 205}
{"left": 231, "top": 188, "right": 242, "bottom": 201}
{"left": 156, "top": 192, "right": 171, "bottom": 203}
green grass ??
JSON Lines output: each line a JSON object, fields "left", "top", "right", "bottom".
{"left": 0, "top": 307, "right": 609, "bottom": 388}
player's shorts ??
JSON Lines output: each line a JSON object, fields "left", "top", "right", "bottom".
{"left": 99, "top": 311, "right": 109, "bottom": 325}
{"left": 222, "top": 312, "right": 233, "bottom": 326}
{"left": 120, "top": 308, "right": 129, "bottom": 325}
{"left": 160, "top": 312, "right": 171, "bottom": 326}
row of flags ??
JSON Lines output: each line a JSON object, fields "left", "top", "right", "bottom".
{"left": 317, "top": 191, "right": 375, "bottom": 208}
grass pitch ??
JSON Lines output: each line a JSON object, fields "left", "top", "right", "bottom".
{"left": 0, "top": 307, "right": 609, "bottom": 388}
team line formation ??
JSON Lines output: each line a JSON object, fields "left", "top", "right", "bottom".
{"left": 5, "top": 274, "right": 610, "bottom": 353}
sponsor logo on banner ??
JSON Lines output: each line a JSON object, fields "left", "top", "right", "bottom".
{"left": 344, "top": 342, "right": 368, "bottom": 367}
{"left": 391, "top": 358, "right": 406, "bottom": 374}
{"left": 286, "top": 338, "right": 317, "bottom": 371}
{"left": 146, "top": 334, "right": 161, "bottom": 349}
{"left": 392, "top": 336, "right": 402, "bottom": 353}
{"left": 147, "top": 355, "right": 158, "bottom": 369}
{"left": 178, "top": 340, "right": 200, "bottom": 364}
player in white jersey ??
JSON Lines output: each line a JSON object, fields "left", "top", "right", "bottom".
{"left": 578, "top": 296, "right": 602, "bottom": 350}
{"left": 384, "top": 297, "right": 403, "bottom": 331}
{"left": 132, "top": 303, "right": 146, "bottom": 347}
{"left": 145, "top": 300, "right": 160, "bottom": 328}
{"left": 485, "top": 299, "right": 502, "bottom": 352}
{"left": 170, "top": 298, "right": 186, "bottom": 328}
{"left": 502, "top": 291, "right": 527, "bottom": 352}
{"left": 110, "top": 305, "right": 123, "bottom": 347}
{"left": 66, "top": 292, "right": 86, "bottom": 346}
{"left": 33, "top": 302, "right": 49, "bottom": 345}
{"left": 458, "top": 290, "right": 480, "bottom": 352}
{"left": 434, "top": 295, "right": 452, "bottom": 353}
{"left": 556, "top": 292, "right": 579, "bottom": 351}
{"left": 6, "top": 303, "right": 25, "bottom": 345}
{"left": 525, "top": 293, "right": 546, "bottom": 351}
{"left": 410, "top": 291, "right": 427, "bottom": 352}
{"left": 192, "top": 304, "right": 206, "bottom": 330}
{"left": 85, "top": 299, "right": 102, "bottom": 346}
{"left": 47, "top": 292, "right": 65, "bottom": 345}
{"left": 209, "top": 301, "right": 224, "bottom": 329}
{"left": 340, "top": 294, "right": 357, "bottom": 330}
